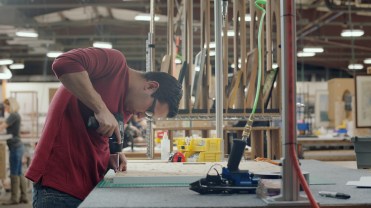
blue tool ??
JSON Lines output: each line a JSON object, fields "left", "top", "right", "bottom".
{"left": 189, "top": 139, "right": 260, "bottom": 194}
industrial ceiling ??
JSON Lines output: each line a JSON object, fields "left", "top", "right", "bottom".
{"left": 0, "top": 0, "right": 370, "bottom": 81}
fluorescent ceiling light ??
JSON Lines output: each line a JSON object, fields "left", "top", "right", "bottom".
{"left": 237, "top": 14, "right": 257, "bottom": 21}
{"left": 0, "top": 59, "right": 14, "bottom": 65}
{"left": 9, "top": 63, "right": 24, "bottom": 70}
{"left": 93, "top": 41, "right": 112, "bottom": 49}
{"left": 348, "top": 64, "right": 363, "bottom": 70}
{"left": 16, "top": 30, "right": 38, "bottom": 38}
{"left": 297, "top": 52, "right": 315, "bottom": 57}
{"left": 209, "top": 42, "right": 216, "bottom": 48}
{"left": 47, "top": 51, "right": 63, "bottom": 58}
{"left": 303, "top": 47, "right": 324, "bottom": 53}
{"left": 341, "top": 29, "right": 364, "bottom": 37}
{"left": 363, "top": 58, "right": 371, "bottom": 64}
{"left": 272, "top": 63, "right": 278, "bottom": 69}
{"left": 209, "top": 51, "right": 216, "bottom": 56}
{"left": 0, "top": 66, "right": 12, "bottom": 80}
{"left": 134, "top": 14, "right": 160, "bottom": 21}
{"left": 222, "top": 30, "right": 235, "bottom": 37}
{"left": 227, "top": 30, "right": 235, "bottom": 37}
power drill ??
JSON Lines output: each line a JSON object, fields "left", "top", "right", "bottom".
{"left": 87, "top": 113, "right": 124, "bottom": 170}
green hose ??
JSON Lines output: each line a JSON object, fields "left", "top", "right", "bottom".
{"left": 242, "top": 0, "right": 266, "bottom": 140}
{"left": 250, "top": 0, "right": 266, "bottom": 120}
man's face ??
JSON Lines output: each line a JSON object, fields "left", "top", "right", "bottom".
{"left": 126, "top": 81, "right": 169, "bottom": 119}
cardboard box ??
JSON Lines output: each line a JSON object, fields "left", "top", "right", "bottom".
{"left": 328, "top": 78, "right": 354, "bottom": 128}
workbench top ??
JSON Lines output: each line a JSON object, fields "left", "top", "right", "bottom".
{"left": 79, "top": 160, "right": 371, "bottom": 208}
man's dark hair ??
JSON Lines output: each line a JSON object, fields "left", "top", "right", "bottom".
{"left": 143, "top": 72, "right": 183, "bottom": 118}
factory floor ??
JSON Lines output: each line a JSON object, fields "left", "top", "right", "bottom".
{"left": 0, "top": 160, "right": 361, "bottom": 208}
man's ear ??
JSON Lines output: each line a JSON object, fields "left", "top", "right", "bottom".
{"left": 144, "top": 81, "right": 159, "bottom": 94}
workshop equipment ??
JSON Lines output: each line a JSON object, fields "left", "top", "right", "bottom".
{"left": 176, "top": 137, "right": 221, "bottom": 162}
{"left": 168, "top": 152, "right": 186, "bottom": 162}
{"left": 189, "top": 139, "right": 259, "bottom": 194}
{"left": 87, "top": 113, "right": 124, "bottom": 170}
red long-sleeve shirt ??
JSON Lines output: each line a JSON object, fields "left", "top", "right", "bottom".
{"left": 25, "top": 48, "right": 132, "bottom": 200}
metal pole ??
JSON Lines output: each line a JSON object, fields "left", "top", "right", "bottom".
{"left": 280, "top": 0, "right": 299, "bottom": 201}
{"left": 214, "top": 0, "right": 224, "bottom": 142}
{"left": 146, "top": 0, "right": 155, "bottom": 159}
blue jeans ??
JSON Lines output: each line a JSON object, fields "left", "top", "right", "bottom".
{"left": 32, "top": 183, "right": 82, "bottom": 208}
{"left": 9, "top": 144, "right": 24, "bottom": 175}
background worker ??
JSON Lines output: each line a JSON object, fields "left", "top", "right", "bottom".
{"left": 1, "top": 98, "right": 28, "bottom": 205}
{"left": 25, "top": 47, "right": 183, "bottom": 208}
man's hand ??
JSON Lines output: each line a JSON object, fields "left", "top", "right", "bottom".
{"left": 109, "top": 152, "right": 127, "bottom": 172}
{"left": 94, "top": 110, "right": 121, "bottom": 143}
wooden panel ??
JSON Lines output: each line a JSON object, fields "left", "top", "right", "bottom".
{"left": 0, "top": 143, "right": 6, "bottom": 179}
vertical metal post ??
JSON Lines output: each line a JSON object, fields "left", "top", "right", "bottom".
{"left": 214, "top": 0, "right": 224, "bottom": 159}
{"left": 280, "top": 0, "right": 299, "bottom": 201}
{"left": 146, "top": 0, "right": 155, "bottom": 159}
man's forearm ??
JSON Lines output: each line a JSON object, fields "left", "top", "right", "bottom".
{"left": 59, "top": 71, "right": 108, "bottom": 114}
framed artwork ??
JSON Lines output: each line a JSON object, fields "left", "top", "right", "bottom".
{"left": 355, "top": 75, "right": 371, "bottom": 128}
{"left": 315, "top": 90, "right": 329, "bottom": 128}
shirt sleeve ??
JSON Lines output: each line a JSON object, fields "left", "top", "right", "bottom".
{"left": 6, "top": 113, "right": 18, "bottom": 126}
{"left": 52, "top": 48, "right": 128, "bottom": 80}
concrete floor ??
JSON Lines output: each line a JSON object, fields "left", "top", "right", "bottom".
{"left": 0, "top": 191, "right": 32, "bottom": 208}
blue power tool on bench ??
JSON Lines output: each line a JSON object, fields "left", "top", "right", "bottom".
{"left": 189, "top": 139, "right": 260, "bottom": 194}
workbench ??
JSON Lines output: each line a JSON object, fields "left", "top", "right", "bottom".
{"left": 297, "top": 137, "right": 354, "bottom": 159}
{"left": 79, "top": 160, "right": 371, "bottom": 208}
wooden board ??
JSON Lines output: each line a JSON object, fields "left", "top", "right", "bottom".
{"left": 112, "top": 160, "right": 280, "bottom": 185}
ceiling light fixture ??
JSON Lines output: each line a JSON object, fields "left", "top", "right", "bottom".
{"left": 9, "top": 63, "right": 24, "bottom": 70}
{"left": 134, "top": 14, "right": 160, "bottom": 21}
{"left": 303, "top": 47, "right": 324, "bottom": 53}
{"left": 341, "top": 29, "right": 364, "bottom": 37}
{"left": 363, "top": 58, "right": 371, "bottom": 64}
{"left": 15, "top": 30, "right": 39, "bottom": 38}
{"left": 348, "top": 64, "right": 363, "bottom": 70}
{"left": 46, "top": 51, "right": 63, "bottom": 58}
{"left": 0, "top": 66, "right": 12, "bottom": 80}
{"left": 0, "top": 59, "right": 14, "bottom": 65}
{"left": 93, "top": 41, "right": 112, "bottom": 49}
{"left": 297, "top": 52, "right": 315, "bottom": 57}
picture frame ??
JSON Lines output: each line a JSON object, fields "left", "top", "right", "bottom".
{"left": 355, "top": 75, "right": 371, "bottom": 128}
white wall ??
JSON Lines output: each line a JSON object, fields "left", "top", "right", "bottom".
{"left": 1, "top": 82, "right": 61, "bottom": 134}
{"left": 4, "top": 82, "right": 61, "bottom": 115}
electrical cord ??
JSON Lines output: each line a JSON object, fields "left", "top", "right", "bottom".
{"left": 250, "top": 1, "right": 320, "bottom": 207}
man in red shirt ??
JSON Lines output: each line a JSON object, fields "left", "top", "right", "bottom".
{"left": 25, "top": 48, "right": 182, "bottom": 208}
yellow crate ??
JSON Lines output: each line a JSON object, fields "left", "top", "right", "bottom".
{"left": 198, "top": 152, "right": 222, "bottom": 162}
{"left": 175, "top": 138, "right": 222, "bottom": 154}
{"left": 204, "top": 138, "right": 222, "bottom": 152}
{"left": 189, "top": 138, "right": 206, "bottom": 152}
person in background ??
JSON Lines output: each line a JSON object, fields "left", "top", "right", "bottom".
{"left": 25, "top": 48, "right": 183, "bottom": 208}
{"left": 0, "top": 98, "right": 28, "bottom": 205}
